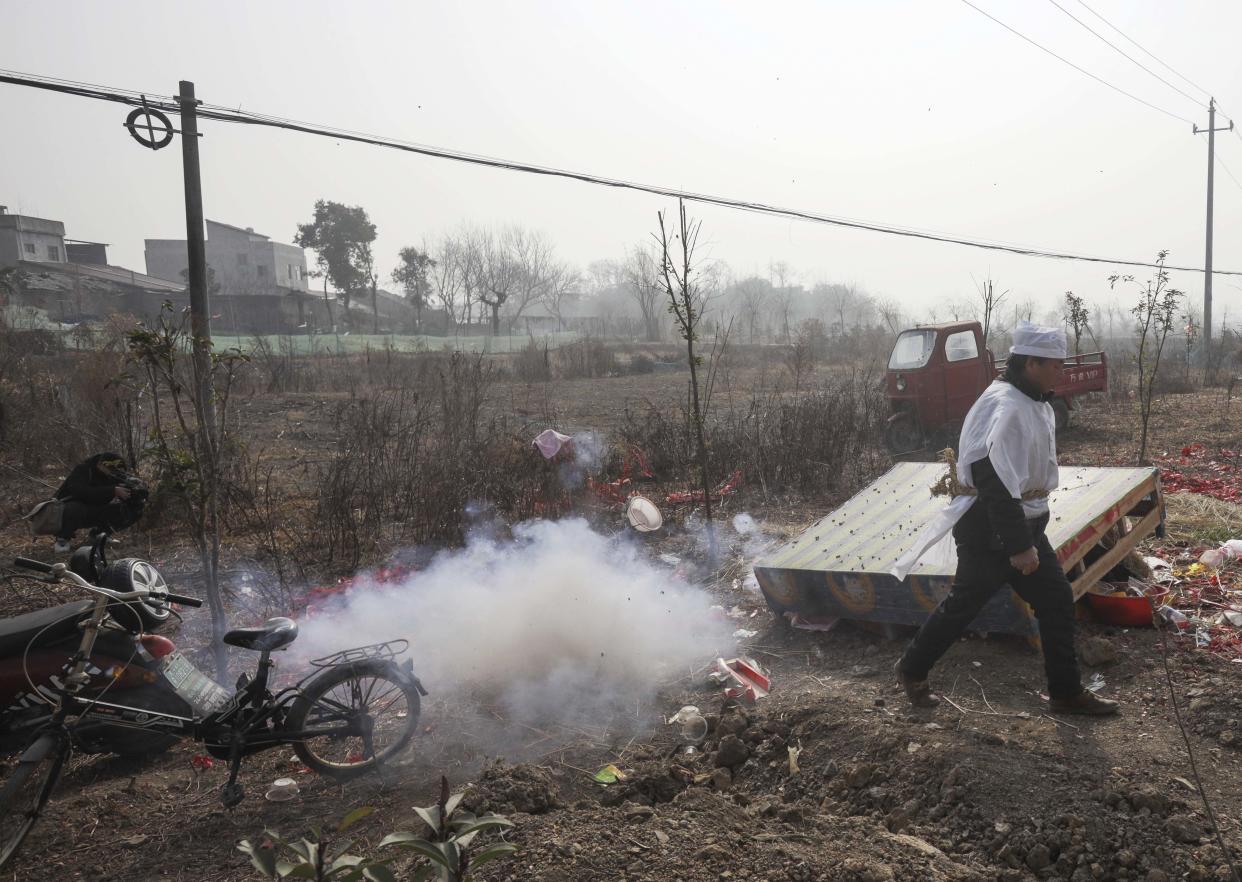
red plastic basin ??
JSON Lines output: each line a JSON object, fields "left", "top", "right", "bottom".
{"left": 1084, "top": 586, "right": 1167, "bottom": 627}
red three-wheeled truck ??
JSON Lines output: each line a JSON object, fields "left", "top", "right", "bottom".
{"left": 883, "top": 320, "right": 1109, "bottom": 453}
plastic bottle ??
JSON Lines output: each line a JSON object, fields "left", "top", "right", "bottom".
{"left": 1200, "top": 548, "right": 1228, "bottom": 570}
{"left": 1200, "top": 539, "right": 1242, "bottom": 570}
{"left": 1157, "top": 605, "right": 1190, "bottom": 630}
{"left": 668, "top": 706, "right": 708, "bottom": 743}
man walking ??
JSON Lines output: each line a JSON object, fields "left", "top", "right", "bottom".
{"left": 891, "top": 321, "right": 1118, "bottom": 716}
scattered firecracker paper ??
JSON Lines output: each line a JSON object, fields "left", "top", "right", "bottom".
{"left": 711, "top": 656, "right": 771, "bottom": 702}
{"left": 1157, "top": 444, "right": 1242, "bottom": 502}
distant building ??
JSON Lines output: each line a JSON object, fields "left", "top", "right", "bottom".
{"left": 0, "top": 206, "right": 66, "bottom": 266}
{"left": 0, "top": 206, "right": 185, "bottom": 324}
{"left": 144, "top": 220, "right": 309, "bottom": 297}
{"left": 65, "top": 240, "right": 109, "bottom": 266}
{"left": 519, "top": 300, "right": 605, "bottom": 336}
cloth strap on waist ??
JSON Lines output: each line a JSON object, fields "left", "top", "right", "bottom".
{"left": 929, "top": 448, "right": 1052, "bottom": 501}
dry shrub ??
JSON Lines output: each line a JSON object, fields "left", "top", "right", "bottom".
{"left": 628, "top": 353, "right": 656, "bottom": 375}
{"left": 555, "top": 336, "right": 616, "bottom": 379}
{"left": 0, "top": 322, "right": 146, "bottom": 473}
{"left": 514, "top": 338, "right": 552, "bottom": 382}
{"left": 233, "top": 351, "right": 563, "bottom": 575}
{"left": 621, "top": 369, "right": 886, "bottom": 501}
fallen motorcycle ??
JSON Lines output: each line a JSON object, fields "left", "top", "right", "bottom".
{"left": 0, "top": 542, "right": 427, "bottom": 869}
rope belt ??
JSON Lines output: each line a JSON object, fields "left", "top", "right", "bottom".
{"left": 929, "top": 448, "right": 1052, "bottom": 501}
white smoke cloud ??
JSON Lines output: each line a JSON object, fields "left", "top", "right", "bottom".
{"left": 292, "top": 518, "right": 735, "bottom": 734}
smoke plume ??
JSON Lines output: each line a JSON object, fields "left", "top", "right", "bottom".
{"left": 293, "top": 518, "right": 735, "bottom": 737}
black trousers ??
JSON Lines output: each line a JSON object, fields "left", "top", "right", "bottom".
{"left": 898, "top": 524, "right": 1084, "bottom": 701}
{"left": 57, "top": 500, "right": 140, "bottom": 540}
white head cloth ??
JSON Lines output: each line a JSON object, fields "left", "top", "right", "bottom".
{"left": 1010, "top": 320, "right": 1067, "bottom": 359}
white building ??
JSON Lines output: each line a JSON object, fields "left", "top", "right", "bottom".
{"left": 0, "top": 206, "right": 66, "bottom": 266}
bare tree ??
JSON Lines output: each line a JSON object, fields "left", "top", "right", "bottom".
{"left": 1011, "top": 297, "right": 1036, "bottom": 326}
{"left": 768, "top": 261, "right": 798, "bottom": 343}
{"left": 504, "top": 227, "right": 557, "bottom": 323}
{"left": 1110, "top": 251, "right": 1183, "bottom": 464}
{"left": 732, "top": 276, "right": 772, "bottom": 343}
{"left": 540, "top": 261, "right": 581, "bottom": 331}
{"left": 1182, "top": 306, "right": 1200, "bottom": 386}
{"left": 655, "top": 200, "right": 718, "bottom": 558}
{"left": 458, "top": 227, "right": 488, "bottom": 327}
{"left": 476, "top": 230, "right": 519, "bottom": 336}
{"left": 126, "top": 307, "right": 247, "bottom": 680}
{"left": 1063, "top": 291, "right": 1090, "bottom": 356}
{"left": 875, "top": 296, "right": 905, "bottom": 335}
{"left": 623, "top": 245, "right": 665, "bottom": 341}
{"left": 817, "top": 283, "right": 857, "bottom": 336}
{"left": 428, "top": 236, "right": 466, "bottom": 327}
{"left": 975, "top": 277, "right": 1009, "bottom": 350}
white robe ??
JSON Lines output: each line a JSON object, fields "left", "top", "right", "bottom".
{"left": 891, "top": 380, "right": 1059, "bottom": 580}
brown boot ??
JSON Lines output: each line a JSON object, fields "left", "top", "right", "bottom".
{"left": 1049, "top": 690, "right": 1120, "bottom": 716}
{"left": 893, "top": 660, "right": 939, "bottom": 708}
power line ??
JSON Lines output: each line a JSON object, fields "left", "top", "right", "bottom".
{"left": 1209, "top": 142, "right": 1242, "bottom": 193}
{"left": 1045, "top": 0, "right": 1201, "bottom": 107}
{"left": 957, "top": 0, "right": 1195, "bottom": 125}
{"left": 1073, "top": 0, "right": 1213, "bottom": 101}
{"left": 2, "top": 68, "right": 1240, "bottom": 277}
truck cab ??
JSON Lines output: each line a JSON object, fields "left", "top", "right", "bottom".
{"left": 884, "top": 320, "right": 1108, "bottom": 453}
{"left": 886, "top": 322, "right": 994, "bottom": 452}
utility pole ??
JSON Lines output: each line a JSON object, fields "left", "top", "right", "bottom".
{"left": 177, "top": 79, "right": 217, "bottom": 441}
{"left": 177, "top": 79, "right": 228, "bottom": 678}
{"left": 1194, "top": 98, "right": 1234, "bottom": 382}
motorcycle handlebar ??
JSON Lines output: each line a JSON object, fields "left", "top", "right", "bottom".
{"left": 14, "top": 557, "right": 55, "bottom": 574}
{"left": 14, "top": 557, "right": 202, "bottom": 609}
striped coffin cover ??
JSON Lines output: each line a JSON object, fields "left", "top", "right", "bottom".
{"left": 752, "top": 462, "right": 1160, "bottom": 636}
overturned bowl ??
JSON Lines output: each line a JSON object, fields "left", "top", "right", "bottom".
{"left": 626, "top": 495, "right": 663, "bottom": 533}
{"left": 265, "top": 777, "right": 301, "bottom": 802}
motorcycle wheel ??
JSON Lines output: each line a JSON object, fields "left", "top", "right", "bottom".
{"left": 0, "top": 730, "right": 69, "bottom": 869}
{"left": 288, "top": 659, "right": 420, "bottom": 780}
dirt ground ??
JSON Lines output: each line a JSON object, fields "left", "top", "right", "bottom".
{"left": 4, "top": 380, "right": 1242, "bottom": 881}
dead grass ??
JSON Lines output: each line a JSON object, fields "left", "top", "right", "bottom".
{"left": 1164, "top": 491, "right": 1242, "bottom": 545}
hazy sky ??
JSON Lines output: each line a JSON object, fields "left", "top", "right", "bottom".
{"left": 3, "top": 1, "right": 1242, "bottom": 324}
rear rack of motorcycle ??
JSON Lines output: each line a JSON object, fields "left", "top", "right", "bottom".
{"left": 308, "top": 639, "right": 410, "bottom": 668}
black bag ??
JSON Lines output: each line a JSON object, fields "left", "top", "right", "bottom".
{"left": 25, "top": 499, "right": 64, "bottom": 536}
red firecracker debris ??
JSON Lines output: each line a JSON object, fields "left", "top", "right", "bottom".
{"left": 1157, "top": 445, "right": 1242, "bottom": 502}
{"left": 665, "top": 470, "right": 744, "bottom": 505}
{"left": 302, "top": 565, "right": 415, "bottom": 617}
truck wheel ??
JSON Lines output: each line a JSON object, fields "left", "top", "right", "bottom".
{"left": 1051, "top": 399, "right": 1070, "bottom": 431}
{"left": 884, "top": 415, "right": 923, "bottom": 454}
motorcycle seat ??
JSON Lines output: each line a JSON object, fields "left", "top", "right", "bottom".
{"left": 0, "top": 600, "right": 96, "bottom": 656}
{"left": 222, "top": 616, "right": 298, "bottom": 652}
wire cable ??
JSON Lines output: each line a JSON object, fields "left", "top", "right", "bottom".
{"left": 957, "top": 0, "right": 1194, "bottom": 125}
{"left": 1073, "top": 0, "right": 1213, "bottom": 101}
{"left": 2, "top": 68, "right": 1239, "bottom": 277}
{"left": 1045, "top": 0, "right": 1202, "bottom": 107}
{"left": 1193, "top": 131, "right": 1242, "bottom": 194}
{"left": 1216, "top": 153, "right": 1242, "bottom": 195}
